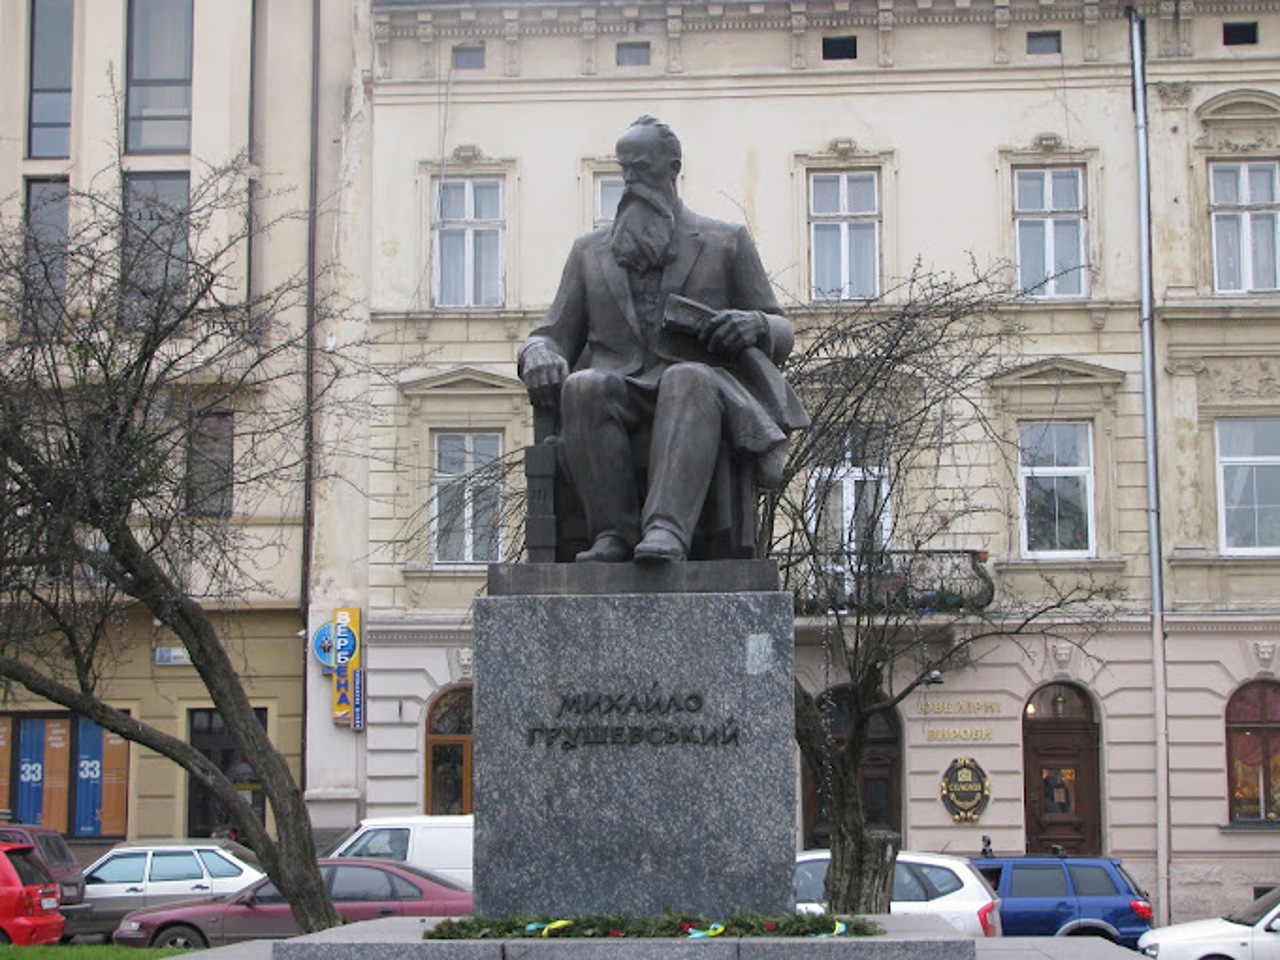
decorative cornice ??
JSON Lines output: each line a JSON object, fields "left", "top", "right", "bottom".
{"left": 368, "top": 0, "right": 1145, "bottom": 45}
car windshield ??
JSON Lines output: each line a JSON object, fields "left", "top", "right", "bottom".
{"left": 7, "top": 849, "right": 51, "bottom": 887}
{"left": 1223, "top": 885, "right": 1280, "bottom": 926}
{"left": 322, "top": 827, "right": 360, "bottom": 857}
{"left": 34, "top": 834, "right": 77, "bottom": 866}
{"left": 1226, "top": 885, "right": 1280, "bottom": 926}
{"left": 216, "top": 842, "right": 261, "bottom": 869}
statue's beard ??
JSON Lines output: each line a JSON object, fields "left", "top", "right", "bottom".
{"left": 610, "top": 186, "right": 676, "bottom": 273}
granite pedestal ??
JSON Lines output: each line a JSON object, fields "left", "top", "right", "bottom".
{"left": 473, "top": 561, "right": 795, "bottom": 918}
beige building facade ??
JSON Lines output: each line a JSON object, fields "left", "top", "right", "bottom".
{"left": 302, "top": 0, "right": 1280, "bottom": 924}
{"left": 0, "top": 0, "right": 352, "bottom": 857}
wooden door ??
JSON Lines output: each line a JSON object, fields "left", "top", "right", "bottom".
{"left": 1023, "top": 685, "right": 1101, "bottom": 855}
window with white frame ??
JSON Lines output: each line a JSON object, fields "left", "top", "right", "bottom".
{"left": 433, "top": 432, "right": 501, "bottom": 564}
{"left": 1211, "top": 161, "right": 1279, "bottom": 293}
{"left": 1018, "top": 421, "right": 1094, "bottom": 557}
{"left": 432, "top": 178, "right": 504, "bottom": 308}
{"left": 809, "top": 171, "right": 879, "bottom": 301}
{"left": 1014, "top": 167, "right": 1088, "bottom": 297}
{"left": 1217, "top": 418, "right": 1280, "bottom": 553}
{"left": 809, "top": 427, "right": 891, "bottom": 601}
{"left": 595, "top": 174, "right": 624, "bottom": 227}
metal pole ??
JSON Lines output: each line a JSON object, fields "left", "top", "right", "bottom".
{"left": 1128, "top": 5, "right": 1171, "bottom": 926}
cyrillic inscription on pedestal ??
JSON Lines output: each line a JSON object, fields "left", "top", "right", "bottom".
{"left": 473, "top": 581, "right": 795, "bottom": 918}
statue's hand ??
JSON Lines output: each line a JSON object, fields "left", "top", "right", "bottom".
{"left": 701, "top": 310, "right": 767, "bottom": 357}
{"left": 520, "top": 341, "right": 569, "bottom": 407}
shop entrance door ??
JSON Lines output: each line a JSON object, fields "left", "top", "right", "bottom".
{"left": 1023, "top": 684, "right": 1100, "bottom": 855}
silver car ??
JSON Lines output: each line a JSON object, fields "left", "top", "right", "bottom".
{"left": 68, "top": 839, "right": 264, "bottom": 940}
{"left": 796, "top": 848, "right": 1002, "bottom": 938}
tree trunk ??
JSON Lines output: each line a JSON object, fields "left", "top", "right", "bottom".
{"left": 794, "top": 679, "right": 900, "bottom": 915}
{"left": 99, "top": 528, "right": 343, "bottom": 932}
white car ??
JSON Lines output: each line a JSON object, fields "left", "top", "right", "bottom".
{"left": 796, "top": 848, "right": 1002, "bottom": 937}
{"left": 69, "top": 839, "right": 265, "bottom": 940}
{"left": 1138, "top": 886, "right": 1280, "bottom": 959}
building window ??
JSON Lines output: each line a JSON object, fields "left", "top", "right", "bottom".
{"left": 809, "top": 171, "right": 879, "bottom": 301}
{"left": 122, "top": 172, "right": 189, "bottom": 325}
{"left": 616, "top": 41, "right": 650, "bottom": 66}
{"left": 1027, "top": 31, "right": 1062, "bottom": 55}
{"left": 0, "top": 714, "right": 129, "bottom": 837}
{"left": 125, "top": 0, "right": 193, "bottom": 154}
{"left": 28, "top": 0, "right": 73, "bottom": 159}
{"left": 812, "top": 426, "right": 891, "bottom": 559}
{"left": 1217, "top": 419, "right": 1280, "bottom": 553}
{"left": 433, "top": 432, "right": 501, "bottom": 564}
{"left": 451, "top": 43, "right": 484, "bottom": 70}
{"left": 1224, "top": 22, "right": 1259, "bottom": 46}
{"left": 187, "top": 709, "right": 265, "bottom": 839}
{"left": 595, "top": 174, "right": 624, "bottom": 226}
{"left": 425, "top": 687, "right": 472, "bottom": 815}
{"left": 807, "top": 426, "right": 890, "bottom": 606}
{"left": 1226, "top": 681, "right": 1280, "bottom": 823}
{"left": 1014, "top": 167, "right": 1087, "bottom": 297}
{"left": 432, "top": 178, "right": 504, "bottom": 308}
{"left": 1211, "top": 162, "right": 1279, "bottom": 293}
{"left": 186, "top": 412, "right": 234, "bottom": 517}
{"left": 822, "top": 36, "right": 858, "bottom": 60}
{"left": 1018, "top": 421, "right": 1094, "bottom": 557}
{"left": 23, "top": 179, "right": 68, "bottom": 336}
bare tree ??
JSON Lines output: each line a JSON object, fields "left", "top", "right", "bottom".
{"left": 0, "top": 156, "right": 343, "bottom": 931}
{"left": 765, "top": 265, "right": 1121, "bottom": 914}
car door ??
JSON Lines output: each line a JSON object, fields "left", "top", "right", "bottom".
{"left": 218, "top": 880, "right": 300, "bottom": 943}
{"left": 84, "top": 851, "right": 149, "bottom": 932}
{"left": 1002, "top": 863, "right": 1074, "bottom": 937}
{"left": 329, "top": 864, "right": 403, "bottom": 922}
{"left": 143, "top": 850, "right": 213, "bottom": 906}
{"left": 1253, "top": 902, "right": 1280, "bottom": 960}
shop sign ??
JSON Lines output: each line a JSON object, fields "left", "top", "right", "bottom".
{"left": 940, "top": 756, "right": 990, "bottom": 823}
{"left": 311, "top": 608, "right": 364, "bottom": 731}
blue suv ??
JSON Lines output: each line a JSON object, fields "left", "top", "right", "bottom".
{"left": 971, "top": 849, "right": 1153, "bottom": 948}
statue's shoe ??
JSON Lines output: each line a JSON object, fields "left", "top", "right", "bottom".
{"left": 633, "top": 529, "right": 686, "bottom": 564}
{"left": 575, "top": 535, "right": 633, "bottom": 563}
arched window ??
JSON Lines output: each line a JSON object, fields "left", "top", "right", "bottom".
{"left": 425, "top": 686, "right": 472, "bottom": 815}
{"left": 1226, "top": 680, "right": 1280, "bottom": 822}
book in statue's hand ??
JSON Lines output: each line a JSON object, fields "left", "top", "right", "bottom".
{"left": 662, "top": 294, "right": 718, "bottom": 338}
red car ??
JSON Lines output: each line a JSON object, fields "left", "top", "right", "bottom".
{"left": 113, "top": 858, "right": 472, "bottom": 949}
{"left": 0, "top": 842, "right": 64, "bottom": 945}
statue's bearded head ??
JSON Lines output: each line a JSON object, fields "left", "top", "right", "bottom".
{"left": 610, "top": 116, "right": 681, "bottom": 273}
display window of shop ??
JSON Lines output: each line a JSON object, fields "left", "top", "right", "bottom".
{"left": 1226, "top": 680, "right": 1280, "bottom": 822}
{"left": 0, "top": 714, "right": 128, "bottom": 837}
{"left": 187, "top": 708, "right": 265, "bottom": 838}
{"left": 425, "top": 686, "right": 472, "bottom": 815}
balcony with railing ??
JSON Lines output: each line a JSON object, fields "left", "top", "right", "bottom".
{"left": 787, "top": 549, "right": 995, "bottom": 615}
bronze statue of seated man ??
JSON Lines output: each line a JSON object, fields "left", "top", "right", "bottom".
{"left": 519, "top": 116, "right": 808, "bottom": 564}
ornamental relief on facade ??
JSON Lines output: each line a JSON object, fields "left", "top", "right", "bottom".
{"left": 1197, "top": 358, "right": 1280, "bottom": 404}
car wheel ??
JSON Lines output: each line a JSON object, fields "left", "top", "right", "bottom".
{"left": 150, "top": 924, "right": 208, "bottom": 950}
{"left": 0, "top": 931, "right": 10, "bottom": 945}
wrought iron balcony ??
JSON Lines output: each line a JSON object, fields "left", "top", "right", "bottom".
{"left": 787, "top": 549, "right": 995, "bottom": 615}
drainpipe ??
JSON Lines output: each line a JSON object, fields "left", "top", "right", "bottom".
{"left": 1128, "top": 6, "right": 1171, "bottom": 926}
{"left": 300, "top": 0, "right": 323, "bottom": 795}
